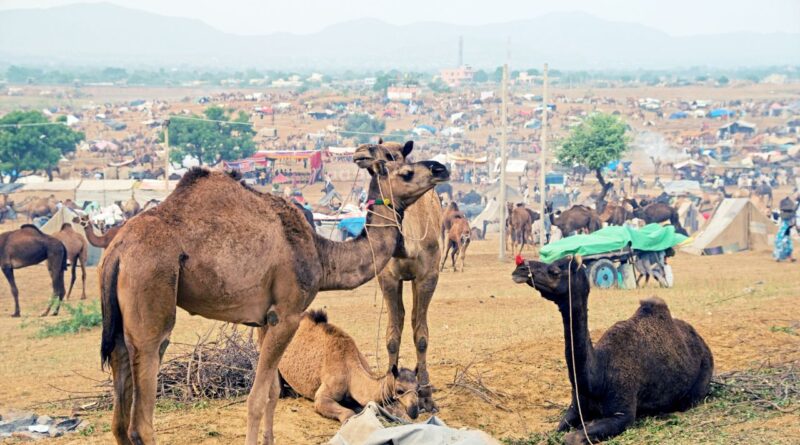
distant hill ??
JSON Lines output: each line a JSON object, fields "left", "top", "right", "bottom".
{"left": 1, "top": 3, "right": 798, "bottom": 70}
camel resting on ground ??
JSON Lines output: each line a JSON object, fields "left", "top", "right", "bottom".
{"left": 0, "top": 225, "right": 67, "bottom": 317}
{"left": 279, "top": 310, "right": 419, "bottom": 422}
{"left": 52, "top": 223, "right": 88, "bottom": 300}
{"left": 441, "top": 216, "right": 470, "bottom": 272}
{"left": 512, "top": 256, "right": 713, "bottom": 445}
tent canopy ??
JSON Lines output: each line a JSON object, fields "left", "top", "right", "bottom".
{"left": 539, "top": 224, "right": 687, "bottom": 263}
{"left": 40, "top": 207, "right": 103, "bottom": 266}
{"left": 682, "top": 198, "right": 776, "bottom": 255}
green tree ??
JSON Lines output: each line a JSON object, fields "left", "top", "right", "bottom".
{"left": 428, "top": 78, "right": 451, "bottom": 93}
{"left": 717, "top": 75, "right": 730, "bottom": 86}
{"left": 556, "top": 113, "right": 629, "bottom": 193}
{"left": 492, "top": 66, "right": 504, "bottom": 82}
{"left": 341, "top": 114, "right": 385, "bottom": 144}
{"left": 167, "top": 106, "right": 255, "bottom": 166}
{"left": 473, "top": 70, "right": 489, "bottom": 83}
{"left": 0, "top": 111, "right": 84, "bottom": 182}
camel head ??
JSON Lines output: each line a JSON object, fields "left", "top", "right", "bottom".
{"left": 73, "top": 214, "right": 91, "bottom": 228}
{"left": 384, "top": 364, "right": 420, "bottom": 420}
{"left": 511, "top": 255, "right": 587, "bottom": 301}
{"left": 353, "top": 141, "right": 450, "bottom": 210}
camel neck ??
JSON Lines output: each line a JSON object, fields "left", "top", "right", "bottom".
{"left": 348, "top": 364, "right": 387, "bottom": 406}
{"left": 554, "top": 285, "right": 595, "bottom": 394}
{"left": 81, "top": 223, "right": 110, "bottom": 248}
{"left": 315, "top": 200, "right": 402, "bottom": 291}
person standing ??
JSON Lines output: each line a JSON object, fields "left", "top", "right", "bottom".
{"left": 774, "top": 196, "right": 796, "bottom": 262}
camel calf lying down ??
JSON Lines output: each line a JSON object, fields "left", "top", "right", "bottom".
{"left": 279, "top": 310, "right": 420, "bottom": 422}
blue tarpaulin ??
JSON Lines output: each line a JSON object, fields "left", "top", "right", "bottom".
{"left": 338, "top": 217, "right": 366, "bottom": 237}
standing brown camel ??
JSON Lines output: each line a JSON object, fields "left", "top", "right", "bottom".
{"left": 441, "top": 202, "right": 464, "bottom": 245}
{"left": 99, "top": 158, "right": 448, "bottom": 445}
{"left": 352, "top": 141, "right": 443, "bottom": 413}
{"left": 279, "top": 310, "right": 419, "bottom": 422}
{"left": 440, "top": 216, "right": 471, "bottom": 272}
{"left": 73, "top": 215, "right": 123, "bottom": 248}
{"left": 509, "top": 203, "right": 533, "bottom": 254}
{"left": 0, "top": 225, "right": 67, "bottom": 317}
{"left": 16, "top": 195, "right": 58, "bottom": 221}
{"left": 554, "top": 205, "right": 602, "bottom": 236}
{"left": 631, "top": 201, "right": 688, "bottom": 236}
{"left": 599, "top": 201, "right": 634, "bottom": 226}
{"left": 52, "top": 223, "right": 88, "bottom": 301}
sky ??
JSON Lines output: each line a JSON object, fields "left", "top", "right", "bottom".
{"left": 1, "top": 0, "right": 799, "bottom": 36}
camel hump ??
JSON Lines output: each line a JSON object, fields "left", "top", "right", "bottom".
{"left": 60, "top": 223, "right": 73, "bottom": 231}
{"left": 305, "top": 309, "right": 328, "bottom": 325}
{"left": 175, "top": 167, "right": 211, "bottom": 190}
{"left": 20, "top": 224, "right": 45, "bottom": 234}
{"left": 637, "top": 296, "right": 672, "bottom": 318}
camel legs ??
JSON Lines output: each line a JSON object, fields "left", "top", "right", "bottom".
{"left": 65, "top": 257, "right": 78, "bottom": 300}
{"left": 41, "top": 253, "right": 67, "bottom": 316}
{"left": 412, "top": 274, "right": 438, "bottom": 412}
{"left": 260, "top": 371, "right": 281, "bottom": 445}
{"left": 440, "top": 243, "right": 452, "bottom": 271}
{"left": 563, "top": 411, "right": 635, "bottom": 445}
{"left": 2, "top": 266, "right": 20, "bottom": 317}
{"left": 79, "top": 255, "right": 87, "bottom": 300}
{"left": 313, "top": 384, "right": 356, "bottom": 423}
{"left": 110, "top": 335, "right": 134, "bottom": 445}
{"left": 380, "top": 276, "right": 405, "bottom": 367}
{"left": 245, "top": 311, "right": 301, "bottom": 445}
{"left": 450, "top": 243, "right": 459, "bottom": 271}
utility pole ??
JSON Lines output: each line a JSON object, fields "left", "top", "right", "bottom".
{"left": 539, "top": 63, "right": 549, "bottom": 246}
{"left": 499, "top": 64, "right": 508, "bottom": 260}
{"left": 164, "top": 120, "right": 170, "bottom": 193}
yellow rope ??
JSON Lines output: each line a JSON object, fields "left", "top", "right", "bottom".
{"left": 567, "top": 257, "right": 594, "bottom": 445}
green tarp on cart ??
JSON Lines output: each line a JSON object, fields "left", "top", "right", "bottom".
{"left": 539, "top": 224, "right": 688, "bottom": 264}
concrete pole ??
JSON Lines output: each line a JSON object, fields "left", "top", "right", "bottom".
{"left": 164, "top": 120, "right": 170, "bottom": 193}
{"left": 539, "top": 63, "right": 549, "bottom": 246}
{"left": 499, "top": 64, "right": 508, "bottom": 260}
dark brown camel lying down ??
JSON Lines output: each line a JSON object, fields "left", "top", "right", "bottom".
{"left": 511, "top": 256, "right": 713, "bottom": 445}
{"left": 278, "top": 310, "right": 420, "bottom": 422}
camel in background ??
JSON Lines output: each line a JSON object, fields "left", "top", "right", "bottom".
{"left": 99, "top": 157, "right": 448, "bottom": 445}
{"left": 0, "top": 225, "right": 67, "bottom": 317}
{"left": 441, "top": 216, "right": 470, "bottom": 272}
{"left": 73, "top": 215, "right": 123, "bottom": 248}
{"left": 353, "top": 141, "right": 443, "bottom": 413}
{"left": 279, "top": 310, "right": 419, "bottom": 422}
{"left": 53, "top": 223, "right": 88, "bottom": 301}
{"left": 508, "top": 203, "right": 533, "bottom": 254}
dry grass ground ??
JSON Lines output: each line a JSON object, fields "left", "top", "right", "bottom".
{"left": 0, "top": 223, "right": 797, "bottom": 444}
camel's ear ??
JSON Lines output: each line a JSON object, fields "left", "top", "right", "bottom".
{"left": 402, "top": 140, "right": 414, "bottom": 158}
{"left": 378, "top": 137, "right": 383, "bottom": 144}
{"left": 390, "top": 364, "right": 399, "bottom": 378}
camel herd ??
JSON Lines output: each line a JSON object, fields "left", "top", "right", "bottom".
{"left": 0, "top": 141, "right": 716, "bottom": 445}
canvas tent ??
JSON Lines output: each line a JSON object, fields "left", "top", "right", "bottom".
{"left": 76, "top": 180, "right": 135, "bottom": 206}
{"left": 135, "top": 180, "right": 178, "bottom": 202}
{"left": 470, "top": 185, "right": 523, "bottom": 235}
{"left": 40, "top": 207, "right": 102, "bottom": 266}
{"left": 682, "top": 199, "right": 776, "bottom": 255}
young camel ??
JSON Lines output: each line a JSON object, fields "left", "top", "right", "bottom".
{"left": 52, "top": 223, "right": 88, "bottom": 300}
{"left": 0, "top": 225, "right": 67, "bottom": 317}
{"left": 440, "top": 216, "right": 470, "bottom": 272}
{"left": 279, "top": 310, "right": 419, "bottom": 422}
{"left": 73, "top": 215, "right": 123, "bottom": 248}
{"left": 512, "top": 256, "right": 713, "bottom": 444}
{"left": 352, "top": 141, "right": 443, "bottom": 412}
{"left": 99, "top": 157, "right": 448, "bottom": 445}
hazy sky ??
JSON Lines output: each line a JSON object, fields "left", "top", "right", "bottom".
{"left": 2, "top": 0, "right": 798, "bottom": 36}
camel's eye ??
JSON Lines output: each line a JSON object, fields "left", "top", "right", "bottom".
{"left": 399, "top": 169, "right": 414, "bottom": 181}
{"left": 548, "top": 266, "right": 561, "bottom": 276}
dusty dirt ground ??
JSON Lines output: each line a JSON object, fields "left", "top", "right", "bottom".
{"left": 0, "top": 223, "right": 797, "bottom": 444}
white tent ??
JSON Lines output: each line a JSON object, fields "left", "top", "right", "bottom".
{"left": 19, "top": 180, "right": 82, "bottom": 193}
{"left": 40, "top": 207, "right": 103, "bottom": 266}
{"left": 493, "top": 159, "right": 528, "bottom": 174}
{"left": 135, "top": 180, "right": 179, "bottom": 202}
{"left": 682, "top": 198, "right": 776, "bottom": 255}
{"left": 76, "top": 180, "right": 135, "bottom": 206}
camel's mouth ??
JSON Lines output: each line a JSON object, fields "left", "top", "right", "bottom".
{"left": 352, "top": 151, "right": 374, "bottom": 168}
{"left": 512, "top": 273, "right": 530, "bottom": 284}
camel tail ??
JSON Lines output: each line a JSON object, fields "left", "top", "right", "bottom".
{"left": 100, "top": 253, "right": 121, "bottom": 370}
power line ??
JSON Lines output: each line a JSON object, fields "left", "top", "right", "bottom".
{"left": 0, "top": 121, "right": 68, "bottom": 128}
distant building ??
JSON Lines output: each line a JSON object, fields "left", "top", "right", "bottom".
{"left": 387, "top": 86, "right": 419, "bottom": 101}
{"left": 363, "top": 77, "right": 377, "bottom": 87}
{"left": 718, "top": 120, "right": 757, "bottom": 139}
{"left": 440, "top": 65, "right": 474, "bottom": 87}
